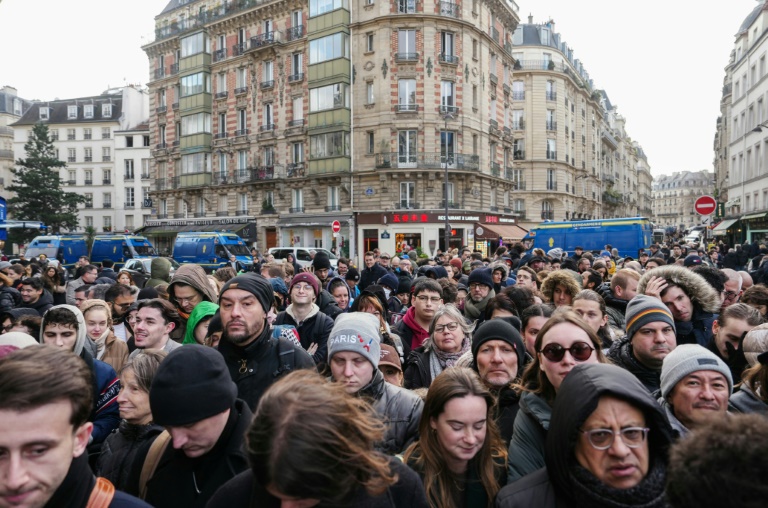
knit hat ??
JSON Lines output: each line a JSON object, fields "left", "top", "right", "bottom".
{"left": 449, "top": 258, "right": 463, "bottom": 273}
{"left": 149, "top": 345, "right": 237, "bottom": 426}
{"left": 206, "top": 312, "right": 222, "bottom": 338}
{"left": 625, "top": 295, "right": 676, "bottom": 342}
{"left": 600, "top": 250, "right": 612, "bottom": 259}
{"left": 377, "top": 273, "right": 399, "bottom": 291}
{"left": 220, "top": 273, "right": 275, "bottom": 313}
{"left": 660, "top": 344, "right": 733, "bottom": 398}
{"left": 684, "top": 255, "right": 703, "bottom": 267}
{"left": 345, "top": 267, "right": 360, "bottom": 282}
{"left": 468, "top": 267, "right": 494, "bottom": 290}
{"left": 0, "top": 261, "right": 11, "bottom": 271}
{"left": 742, "top": 323, "right": 768, "bottom": 368}
{"left": 0, "top": 332, "right": 38, "bottom": 349}
{"left": 547, "top": 248, "right": 564, "bottom": 260}
{"left": 397, "top": 277, "right": 412, "bottom": 295}
{"left": 379, "top": 343, "right": 402, "bottom": 372}
{"left": 137, "top": 286, "right": 159, "bottom": 300}
{"left": 471, "top": 319, "right": 526, "bottom": 372}
{"left": 327, "top": 312, "right": 381, "bottom": 368}
{"left": 289, "top": 272, "right": 320, "bottom": 297}
{"left": 312, "top": 252, "right": 332, "bottom": 271}
{"left": 269, "top": 276, "right": 289, "bottom": 297}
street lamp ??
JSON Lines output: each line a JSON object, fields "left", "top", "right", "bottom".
{"left": 752, "top": 122, "right": 768, "bottom": 133}
{"left": 443, "top": 112, "right": 455, "bottom": 254}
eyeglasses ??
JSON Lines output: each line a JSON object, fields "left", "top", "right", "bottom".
{"left": 114, "top": 302, "right": 132, "bottom": 310}
{"left": 538, "top": 341, "right": 595, "bottom": 362}
{"left": 380, "top": 256, "right": 390, "bottom": 260}
{"left": 723, "top": 290, "right": 739, "bottom": 301}
{"left": 416, "top": 295, "right": 442, "bottom": 304}
{"left": 293, "top": 284, "right": 314, "bottom": 292}
{"left": 469, "top": 283, "right": 489, "bottom": 290}
{"left": 434, "top": 322, "right": 460, "bottom": 333}
{"left": 581, "top": 427, "right": 650, "bottom": 450}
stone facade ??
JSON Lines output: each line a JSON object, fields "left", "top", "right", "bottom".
{"left": 652, "top": 170, "right": 714, "bottom": 230}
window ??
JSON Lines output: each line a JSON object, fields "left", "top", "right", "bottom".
{"left": 398, "top": 79, "right": 416, "bottom": 109}
{"left": 397, "top": 0, "right": 415, "bottom": 13}
{"left": 291, "top": 53, "right": 302, "bottom": 77}
{"left": 309, "top": 33, "right": 349, "bottom": 64}
{"left": 292, "top": 189, "right": 304, "bottom": 209}
{"left": 398, "top": 30, "right": 416, "bottom": 57}
{"left": 85, "top": 216, "right": 93, "bottom": 227}
{"left": 125, "top": 160, "right": 135, "bottom": 179}
{"left": 264, "top": 103, "right": 273, "bottom": 127}
{"left": 180, "top": 152, "right": 211, "bottom": 174}
{"left": 67, "top": 128, "right": 76, "bottom": 140}
{"left": 68, "top": 105, "right": 78, "bottom": 119}
{"left": 103, "top": 192, "right": 112, "bottom": 208}
{"left": 472, "top": 85, "right": 477, "bottom": 110}
{"left": 328, "top": 186, "right": 340, "bottom": 207}
{"left": 441, "top": 130, "right": 455, "bottom": 160}
{"left": 237, "top": 150, "right": 248, "bottom": 171}
{"left": 546, "top": 139, "right": 556, "bottom": 159}
{"left": 398, "top": 130, "right": 417, "bottom": 164}
{"left": 143, "top": 136, "right": 150, "bottom": 147}
{"left": 159, "top": 125, "right": 166, "bottom": 143}
{"left": 366, "top": 33, "right": 374, "bottom": 52}
{"left": 263, "top": 146, "right": 275, "bottom": 167}
{"left": 310, "top": 132, "right": 350, "bottom": 158}
{"left": 68, "top": 170, "right": 76, "bottom": 183}
{"left": 400, "top": 182, "right": 415, "bottom": 207}
{"left": 367, "top": 132, "right": 375, "bottom": 154}
{"left": 102, "top": 127, "right": 111, "bottom": 139}
{"left": 442, "top": 182, "right": 454, "bottom": 202}
{"left": 126, "top": 216, "right": 134, "bottom": 229}
{"left": 160, "top": 199, "right": 167, "bottom": 216}
{"left": 181, "top": 113, "right": 212, "bottom": 135}
{"left": 512, "top": 80, "right": 524, "bottom": 99}
{"left": 441, "top": 32, "right": 454, "bottom": 58}
{"left": 513, "top": 138, "right": 525, "bottom": 159}
{"left": 216, "top": 73, "right": 227, "bottom": 95}
{"left": 80, "top": 128, "right": 91, "bottom": 140}
{"left": 218, "top": 152, "right": 228, "bottom": 179}
{"left": 262, "top": 61, "right": 273, "bottom": 84}
{"left": 292, "top": 142, "right": 304, "bottom": 162}
{"left": 218, "top": 112, "right": 226, "bottom": 135}
{"left": 366, "top": 82, "right": 374, "bottom": 104}
{"left": 546, "top": 169, "right": 556, "bottom": 190}
{"left": 309, "top": 0, "right": 348, "bottom": 16}
{"left": 181, "top": 72, "right": 211, "bottom": 96}
{"left": 237, "top": 109, "right": 247, "bottom": 133}
{"left": 181, "top": 32, "right": 210, "bottom": 57}
{"left": 472, "top": 39, "right": 478, "bottom": 59}
{"left": 84, "top": 148, "right": 92, "bottom": 162}
{"left": 293, "top": 96, "right": 303, "bottom": 121}
{"left": 103, "top": 216, "right": 112, "bottom": 230}
{"left": 142, "top": 159, "right": 150, "bottom": 178}
{"left": 237, "top": 67, "right": 248, "bottom": 89}
{"left": 13, "top": 98, "right": 21, "bottom": 116}
{"left": 126, "top": 188, "right": 135, "bottom": 207}
{"left": 125, "top": 135, "right": 133, "bottom": 147}
{"left": 84, "top": 104, "right": 94, "bottom": 118}
{"left": 102, "top": 104, "right": 112, "bottom": 117}
{"left": 39, "top": 107, "right": 49, "bottom": 120}
{"left": 68, "top": 148, "right": 76, "bottom": 163}
{"left": 84, "top": 193, "right": 93, "bottom": 208}
{"left": 309, "top": 83, "right": 350, "bottom": 112}
{"left": 50, "top": 129, "right": 59, "bottom": 141}
{"left": 541, "top": 201, "right": 553, "bottom": 220}
{"left": 441, "top": 80, "right": 455, "bottom": 110}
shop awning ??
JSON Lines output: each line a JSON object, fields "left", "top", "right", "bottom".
{"left": 711, "top": 218, "right": 739, "bottom": 234}
{"left": 137, "top": 222, "right": 252, "bottom": 235}
{"left": 276, "top": 215, "right": 351, "bottom": 228}
{"left": 741, "top": 212, "right": 767, "bottom": 221}
{"left": 475, "top": 223, "right": 529, "bottom": 242}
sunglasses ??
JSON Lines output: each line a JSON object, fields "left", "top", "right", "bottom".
{"left": 539, "top": 341, "right": 595, "bottom": 362}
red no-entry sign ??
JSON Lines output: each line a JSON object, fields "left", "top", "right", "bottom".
{"left": 694, "top": 195, "right": 717, "bottom": 216}
{"left": 332, "top": 220, "right": 341, "bottom": 233}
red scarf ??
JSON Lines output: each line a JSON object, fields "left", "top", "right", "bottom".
{"left": 402, "top": 306, "right": 430, "bottom": 350}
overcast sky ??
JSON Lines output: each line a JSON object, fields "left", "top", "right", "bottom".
{"left": 0, "top": 0, "right": 759, "bottom": 177}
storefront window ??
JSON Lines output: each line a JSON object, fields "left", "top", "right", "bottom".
{"left": 363, "top": 229, "right": 379, "bottom": 252}
{"left": 395, "top": 233, "right": 422, "bottom": 253}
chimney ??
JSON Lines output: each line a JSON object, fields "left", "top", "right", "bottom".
{"left": 547, "top": 19, "right": 555, "bottom": 32}
{"left": 528, "top": 13, "right": 533, "bottom": 24}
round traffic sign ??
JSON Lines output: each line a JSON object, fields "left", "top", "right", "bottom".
{"left": 332, "top": 220, "right": 341, "bottom": 233}
{"left": 694, "top": 195, "right": 717, "bottom": 216}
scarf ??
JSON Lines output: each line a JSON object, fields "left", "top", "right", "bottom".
{"left": 89, "top": 328, "right": 111, "bottom": 360}
{"left": 463, "top": 289, "right": 496, "bottom": 320}
{"left": 567, "top": 458, "right": 669, "bottom": 508}
{"left": 429, "top": 336, "right": 471, "bottom": 381}
{"left": 402, "top": 306, "right": 430, "bottom": 349}
{"left": 44, "top": 453, "right": 95, "bottom": 508}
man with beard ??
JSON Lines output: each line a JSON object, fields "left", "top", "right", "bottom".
{"left": 463, "top": 268, "right": 495, "bottom": 326}
{"left": 104, "top": 283, "right": 135, "bottom": 342}
{"left": 471, "top": 319, "right": 525, "bottom": 445}
{"left": 216, "top": 274, "right": 314, "bottom": 410}
{"left": 607, "top": 295, "right": 677, "bottom": 394}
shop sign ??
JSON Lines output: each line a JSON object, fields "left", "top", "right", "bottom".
{"left": 381, "top": 231, "right": 391, "bottom": 239}
{"left": 145, "top": 217, "right": 252, "bottom": 227}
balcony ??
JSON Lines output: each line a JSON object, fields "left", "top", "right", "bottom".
{"left": 234, "top": 129, "right": 250, "bottom": 137}
{"left": 235, "top": 209, "right": 248, "bottom": 216}
{"left": 155, "top": 178, "right": 168, "bottom": 191}
{"left": 512, "top": 120, "right": 525, "bottom": 130}
{"left": 287, "top": 162, "right": 305, "bottom": 177}
{"left": 490, "top": 162, "right": 500, "bottom": 177}
{"left": 68, "top": 157, "right": 76, "bottom": 163}
{"left": 259, "top": 124, "right": 276, "bottom": 132}
{"left": 325, "top": 205, "right": 342, "bottom": 212}
{"left": 232, "top": 42, "right": 247, "bottom": 56}
{"left": 541, "top": 211, "right": 554, "bottom": 220}
{"left": 213, "top": 48, "right": 228, "bottom": 62}
{"left": 156, "top": 106, "right": 167, "bottom": 114}
{"left": 234, "top": 169, "right": 251, "bottom": 184}
{"left": 250, "top": 31, "right": 281, "bottom": 50}
{"left": 173, "top": 172, "right": 213, "bottom": 188}
{"left": 285, "top": 25, "right": 304, "bottom": 41}
{"left": 491, "top": 27, "right": 499, "bottom": 43}
{"left": 395, "top": 52, "right": 418, "bottom": 62}
{"left": 439, "top": 105, "right": 459, "bottom": 115}
{"left": 215, "top": 91, "right": 228, "bottom": 99}
{"left": 395, "top": 104, "right": 418, "bottom": 113}
{"left": 290, "top": 207, "right": 305, "bottom": 213}
{"left": 512, "top": 180, "right": 526, "bottom": 191}
{"left": 172, "top": 102, "right": 179, "bottom": 111}
{"left": 603, "top": 172, "right": 615, "bottom": 184}
{"left": 546, "top": 151, "right": 557, "bottom": 160}
{"left": 84, "top": 156, "right": 93, "bottom": 162}
{"left": 489, "top": 73, "right": 498, "bottom": 85}
{"left": 156, "top": 143, "right": 167, "bottom": 149}
{"left": 103, "top": 203, "right": 112, "bottom": 209}
{"left": 603, "top": 191, "right": 622, "bottom": 206}
{"left": 123, "top": 172, "right": 134, "bottom": 181}
{"left": 375, "top": 152, "right": 480, "bottom": 171}
{"left": 546, "top": 121, "right": 557, "bottom": 131}
{"left": 546, "top": 181, "right": 557, "bottom": 191}
{"left": 125, "top": 202, "right": 135, "bottom": 209}
{"left": 170, "top": 63, "right": 179, "bottom": 75}
{"left": 84, "top": 203, "right": 93, "bottom": 209}
{"left": 192, "top": 212, "right": 205, "bottom": 218}
{"left": 439, "top": 53, "right": 459, "bottom": 65}
{"left": 214, "top": 132, "right": 228, "bottom": 140}
{"left": 503, "top": 83, "right": 510, "bottom": 94}
{"left": 84, "top": 179, "right": 93, "bottom": 185}
{"left": 103, "top": 178, "right": 112, "bottom": 184}
{"left": 546, "top": 91, "right": 557, "bottom": 101}
{"left": 439, "top": 200, "right": 461, "bottom": 209}
{"left": 490, "top": 206, "right": 499, "bottom": 212}
{"left": 216, "top": 211, "right": 229, "bottom": 217}
{"left": 66, "top": 179, "right": 76, "bottom": 185}
{"left": 141, "top": 173, "right": 151, "bottom": 180}
{"left": 288, "top": 72, "right": 304, "bottom": 83}
{"left": 394, "top": 201, "right": 421, "bottom": 209}
{"left": 260, "top": 80, "right": 274, "bottom": 90}
{"left": 439, "top": 1, "right": 460, "bottom": 18}
{"left": 235, "top": 86, "right": 248, "bottom": 95}
{"left": 512, "top": 91, "right": 525, "bottom": 100}
{"left": 287, "top": 119, "right": 305, "bottom": 131}
{"left": 514, "top": 210, "right": 526, "bottom": 219}
{"left": 154, "top": 68, "right": 166, "bottom": 80}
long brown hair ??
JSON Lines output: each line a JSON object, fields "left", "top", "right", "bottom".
{"left": 742, "top": 363, "right": 768, "bottom": 404}
{"left": 515, "top": 310, "right": 608, "bottom": 403}
{"left": 247, "top": 370, "right": 397, "bottom": 504}
{"left": 403, "top": 367, "right": 506, "bottom": 508}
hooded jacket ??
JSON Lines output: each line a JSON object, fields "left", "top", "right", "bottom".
{"left": 80, "top": 299, "right": 129, "bottom": 373}
{"left": 39, "top": 304, "right": 121, "bottom": 446}
{"left": 540, "top": 270, "right": 581, "bottom": 305}
{"left": 275, "top": 303, "right": 333, "bottom": 365}
{"left": 97, "top": 421, "right": 165, "bottom": 491}
{"left": 145, "top": 257, "right": 172, "bottom": 288}
{"left": 20, "top": 288, "right": 54, "bottom": 316}
{"left": 168, "top": 264, "right": 218, "bottom": 315}
{"left": 730, "top": 381, "right": 768, "bottom": 415}
{"left": 182, "top": 301, "right": 219, "bottom": 345}
{"left": 606, "top": 336, "right": 661, "bottom": 395}
{"left": 506, "top": 391, "right": 552, "bottom": 483}
{"left": 497, "top": 363, "right": 674, "bottom": 508}
{"left": 0, "top": 284, "right": 21, "bottom": 312}
{"left": 596, "top": 282, "right": 629, "bottom": 331}
{"left": 638, "top": 265, "right": 720, "bottom": 346}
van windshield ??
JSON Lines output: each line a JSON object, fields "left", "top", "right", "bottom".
{"left": 226, "top": 244, "right": 251, "bottom": 256}
{"left": 133, "top": 245, "right": 157, "bottom": 256}
{"left": 25, "top": 247, "right": 58, "bottom": 259}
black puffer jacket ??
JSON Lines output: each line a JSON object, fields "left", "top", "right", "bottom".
{"left": 496, "top": 364, "right": 674, "bottom": 508}
{"left": 606, "top": 337, "right": 661, "bottom": 395}
{"left": 596, "top": 282, "right": 628, "bottom": 331}
{"left": 20, "top": 288, "right": 54, "bottom": 316}
{"left": 0, "top": 286, "right": 21, "bottom": 312}
{"left": 359, "top": 369, "right": 424, "bottom": 455}
{"left": 403, "top": 346, "right": 431, "bottom": 389}
{"left": 96, "top": 421, "right": 164, "bottom": 490}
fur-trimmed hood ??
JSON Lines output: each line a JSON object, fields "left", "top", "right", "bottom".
{"left": 489, "top": 260, "right": 509, "bottom": 280}
{"left": 540, "top": 270, "right": 582, "bottom": 302}
{"left": 637, "top": 265, "right": 721, "bottom": 314}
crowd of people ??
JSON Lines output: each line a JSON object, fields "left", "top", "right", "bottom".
{"left": 1, "top": 239, "right": 768, "bottom": 508}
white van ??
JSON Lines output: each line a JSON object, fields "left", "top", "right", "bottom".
{"left": 268, "top": 247, "right": 338, "bottom": 268}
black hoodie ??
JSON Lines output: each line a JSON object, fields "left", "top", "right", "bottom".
{"left": 497, "top": 363, "right": 674, "bottom": 508}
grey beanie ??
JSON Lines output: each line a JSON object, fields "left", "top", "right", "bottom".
{"left": 625, "top": 295, "right": 676, "bottom": 342}
{"left": 660, "top": 344, "right": 733, "bottom": 398}
{"left": 327, "top": 312, "right": 381, "bottom": 368}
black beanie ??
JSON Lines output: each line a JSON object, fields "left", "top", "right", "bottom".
{"left": 219, "top": 273, "right": 274, "bottom": 313}
{"left": 471, "top": 319, "right": 526, "bottom": 373}
{"left": 468, "top": 267, "right": 494, "bottom": 290}
{"left": 207, "top": 311, "right": 222, "bottom": 337}
{"left": 312, "top": 252, "right": 332, "bottom": 270}
{"left": 149, "top": 345, "right": 237, "bottom": 426}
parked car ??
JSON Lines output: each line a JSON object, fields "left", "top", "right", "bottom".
{"left": 121, "top": 257, "right": 179, "bottom": 288}
{"left": 268, "top": 247, "right": 338, "bottom": 269}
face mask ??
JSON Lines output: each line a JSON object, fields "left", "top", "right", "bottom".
{"left": 383, "top": 288, "right": 391, "bottom": 299}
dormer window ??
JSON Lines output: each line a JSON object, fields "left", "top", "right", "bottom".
{"left": 68, "top": 105, "right": 78, "bottom": 119}
{"left": 84, "top": 105, "right": 94, "bottom": 119}
{"left": 102, "top": 104, "right": 112, "bottom": 117}
{"left": 39, "top": 107, "right": 49, "bottom": 120}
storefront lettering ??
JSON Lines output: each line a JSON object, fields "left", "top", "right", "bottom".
{"left": 436, "top": 215, "right": 481, "bottom": 221}
{"left": 392, "top": 214, "right": 430, "bottom": 223}
{"left": 145, "top": 218, "right": 252, "bottom": 227}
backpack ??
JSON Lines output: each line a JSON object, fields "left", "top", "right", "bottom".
{"left": 273, "top": 336, "right": 296, "bottom": 377}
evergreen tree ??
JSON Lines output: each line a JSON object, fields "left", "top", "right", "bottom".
{"left": 7, "top": 122, "right": 86, "bottom": 243}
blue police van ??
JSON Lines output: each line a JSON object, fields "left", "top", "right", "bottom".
{"left": 172, "top": 232, "right": 253, "bottom": 273}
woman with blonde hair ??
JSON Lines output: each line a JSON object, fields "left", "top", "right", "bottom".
{"left": 80, "top": 299, "right": 129, "bottom": 372}
{"left": 404, "top": 367, "right": 507, "bottom": 508}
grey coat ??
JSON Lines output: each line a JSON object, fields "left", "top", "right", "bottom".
{"left": 506, "top": 391, "right": 551, "bottom": 483}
